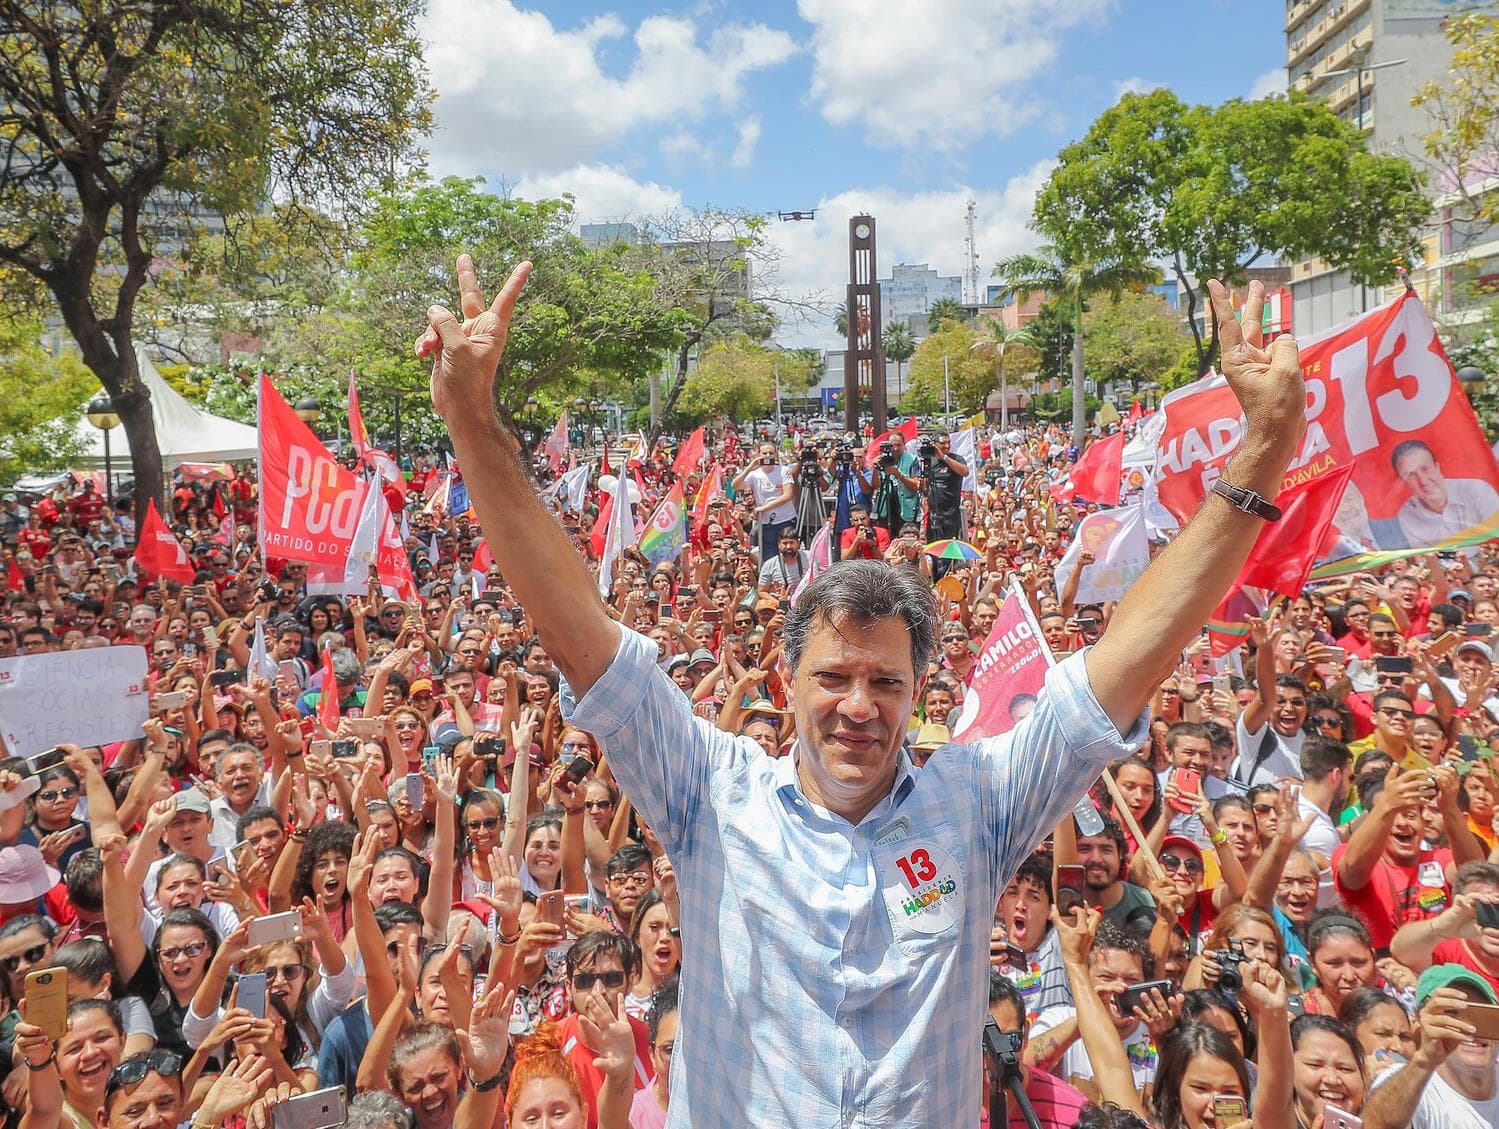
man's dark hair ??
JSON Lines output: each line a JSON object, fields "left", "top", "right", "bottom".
{"left": 374, "top": 901, "right": 425, "bottom": 936}
{"left": 236, "top": 806, "right": 283, "bottom": 838}
{"left": 63, "top": 848, "right": 103, "bottom": 914}
{"left": 1211, "top": 794, "right": 1253, "bottom": 824}
{"left": 1079, "top": 813, "right": 1128, "bottom": 861}
{"left": 1008, "top": 855, "right": 1053, "bottom": 904}
{"left": 606, "top": 842, "right": 652, "bottom": 878}
{"left": 198, "top": 728, "right": 235, "bottom": 749}
{"left": 988, "top": 971, "right": 1028, "bottom": 1034}
{"left": 1372, "top": 689, "right": 1413, "bottom": 714}
{"left": 1430, "top": 603, "right": 1464, "bottom": 629}
{"left": 1164, "top": 722, "right": 1211, "bottom": 753}
{"left": 1390, "top": 438, "right": 1434, "bottom": 473}
{"left": 1203, "top": 721, "right": 1233, "bottom": 752}
{"left": 784, "top": 561, "right": 938, "bottom": 677}
{"left": 565, "top": 929, "right": 639, "bottom": 980}
{"left": 1274, "top": 673, "right": 1308, "bottom": 694}
{"left": 1300, "top": 736, "right": 1352, "bottom": 782}
{"left": 1091, "top": 921, "right": 1146, "bottom": 970}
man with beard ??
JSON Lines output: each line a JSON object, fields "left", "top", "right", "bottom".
{"left": 1363, "top": 965, "right": 1499, "bottom": 1129}
{"left": 1072, "top": 817, "right": 1154, "bottom": 931}
{"left": 992, "top": 856, "right": 1072, "bottom": 1021}
{"left": 1334, "top": 764, "right": 1487, "bottom": 950}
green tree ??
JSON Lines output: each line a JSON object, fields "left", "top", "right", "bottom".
{"left": 289, "top": 175, "right": 685, "bottom": 451}
{"left": 928, "top": 297, "right": 967, "bottom": 332}
{"left": 0, "top": 319, "right": 95, "bottom": 482}
{"left": 1033, "top": 89, "right": 1428, "bottom": 375}
{"left": 1415, "top": 13, "right": 1499, "bottom": 225}
{"left": 0, "top": 0, "right": 432, "bottom": 515}
{"left": 1081, "top": 290, "right": 1191, "bottom": 399}
{"left": 1029, "top": 301, "right": 1077, "bottom": 390}
{"left": 677, "top": 339, "right": 779, "bottom": 422}
{"left": 902, "top": 321, "right": 991, "bottom": 415}
{"left": 834, "top": 302, "right": 849, "bottom": 338}
{"left": 992, "top": 245, "right": 1160, "bottom": 445}
{"left": 882, "top": 322, "right": 916, "bottom": 405}
{"left": 970, "top": 316, "right": 1040, "bottom": 429}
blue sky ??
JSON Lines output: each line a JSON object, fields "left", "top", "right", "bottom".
{"left": 422, "top": 1, "right": 1287, "bottom": 344}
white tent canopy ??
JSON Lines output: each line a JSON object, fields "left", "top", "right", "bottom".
{"left": 70, "top": 348, "right": 259, "bottom": 470}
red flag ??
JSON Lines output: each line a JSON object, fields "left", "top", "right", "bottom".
{"left": 134, "top": 500, "right": 196, "bottom": 584}
{"left": 1068, "top": 432, "right": 1124, "bottom": 506}
{"left": 1128, "top": 399, "right": 1143, "bottom": 424}
{"left": 950, "top": 582, "right": 1054, "bottom": 740}
{"left": 348, "top": 372, "right": 406, "bottom": 498}
{"left": 258, "top": 375, "right": 362, "bottom": 566}
{"left": 472, "top": 538, "right": 493, "bottom": 572}
{"left": 318, "top": 646, "right": 340, "bottom": 731}
{"left": 691, "top": 463, "right": 724, "bottom": 526}
{"left": 589, "top": 489, "right": 614, "bottom": 558}
{"left": 600, "top": 444, "right": 612, "bottom": 479}
{"left": 672, "top": 427, "right": 705, "bottom": 476}
{"left": 5, "top": 554, "right": 25, "bottom": 592}
{"left": 862, "top": 417, "right": 920, "bottom": 469}
{"left": 348, "top": 370, "right": 370, "bottom": 456}
{"left": 211, "top": 489, "right": 226, "bottom": 519}
{"left": 1236, "top": 463, "right": 1356, "bottom": 597}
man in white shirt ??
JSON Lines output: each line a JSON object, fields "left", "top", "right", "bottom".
{"left": 1391, "top": 439, "right": 1499, "bottom": 551}
{"left": 1364, "top": 964, "right": 1499, "bottom": 1129}
{"left": 731, "top": 442, "right": 797, "bottom": 563}
{"left": 1295, "top": 735, "right": 1352, "bottom": 908}
{"left": 1233, "top": 674, "right": 1308, "bottom": 788}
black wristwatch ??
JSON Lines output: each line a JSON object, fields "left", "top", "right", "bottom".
{"left": 1211, "top": 477, "right": 1282, "bottom": 522}
{"left": 468, "top": 1070, "right": 504, "bottom": 1092}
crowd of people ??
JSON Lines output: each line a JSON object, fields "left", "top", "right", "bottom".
{"left": 0, "top": 264, "right": 1492, "bottom": 1129}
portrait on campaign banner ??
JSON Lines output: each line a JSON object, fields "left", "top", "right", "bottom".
{"left": 1153, "top": 292, "right": 1499, "bottom": 556}
{"left": 949, "top": 582, "right": 1054, "bottom": 742}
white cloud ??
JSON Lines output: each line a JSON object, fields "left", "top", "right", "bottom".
{"left": 423, "top": 1, "right": 797, "bottom": 177}
{"left": 1112, "top": 76, "right": 1154, "bottom": 101}
{"left": 513, "top": 164, "right": 683, "bottom": 224}
{"left": 660, "top": 129, "right": 713, "bottom": 169}
{"left": 1249, "top": 67, "right": 1288, "bottom": 101}
{"left": 762, "top": 161, "right": 1058, "bottom": 346}
{"left": 797, "top": 0, "right": 1113, "bottom": 153}
{"left": 730, "top": 116, "right": 762, "bottom": 170}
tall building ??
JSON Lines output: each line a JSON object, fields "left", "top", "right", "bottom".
{"left": 1285, "top": 0, "right": 1499, "bottom": 332}
{"left": 879, "top": 263, "right": 962, "bottom": 336}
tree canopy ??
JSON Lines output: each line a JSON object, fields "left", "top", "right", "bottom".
{"left": 902, "top": 321, "right": 993, "bottom": 415}
{"left": 0, "top": 317, "right": 94, "bottom": 482}
{"left": 1080, "top": 290, "right": 1192, "bottom": 396}
{"left": 1033, "top": 88, "right": 1429, "bottom": 373}
{"left": 0, "top": 0, "right": 432, "bottom": 509}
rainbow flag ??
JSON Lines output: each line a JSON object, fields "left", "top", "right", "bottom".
{"left": 639, "top": 482, "right": 688, "bottom": 566}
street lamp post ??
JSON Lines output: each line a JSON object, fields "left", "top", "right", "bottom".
{"left": 86, "top": 396, "right": 121, "bottom": 499}
{"left": 1321, "top": 43, "right": 1406, "bottom": 132}
{"left": 294, "top": 397, "right": 323, "bottom": 435}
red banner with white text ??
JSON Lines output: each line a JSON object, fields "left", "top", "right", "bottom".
{"left": 1153, "top": 293, "right": 1499, "bottom": 554}
{"left": 258, "top": 375, "right": 361, "bottom": 566}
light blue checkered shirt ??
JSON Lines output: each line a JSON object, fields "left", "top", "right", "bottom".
{"left": 563, "top": 624, "right": 1146, "bottom": 1128}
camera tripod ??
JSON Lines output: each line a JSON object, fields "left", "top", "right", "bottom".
{"left": 794, "top": 470, "right": 827, "bottom": 543}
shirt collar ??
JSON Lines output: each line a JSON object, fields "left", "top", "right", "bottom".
{"left": 773, "top": 739, "right": 918, "bottom": 827}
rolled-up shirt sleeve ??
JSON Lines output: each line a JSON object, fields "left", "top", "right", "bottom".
{"left": 562, "top": 623, "right": 743, "bottom": 859}
{"left": 970, "top": 649, "right": 1150, "bottom": 879}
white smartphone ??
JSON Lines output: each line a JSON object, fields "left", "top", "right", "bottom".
{"left": 246, "top": 910, "right": 303, "bottom": 947}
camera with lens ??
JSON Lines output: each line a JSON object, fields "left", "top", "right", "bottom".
{"left": 1216, "top": 942, "right": 1250, "bottom": 992}
{"left": 918, "top": 438, "right": 938, "bottom": 458}
{"left": 796, "top": 446, "right": 822, "bottom": 486}
{"left": 877, "top": 440, "right": 899, "bottom": 469}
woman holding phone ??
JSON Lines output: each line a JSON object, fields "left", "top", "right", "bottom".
{"left": 16, "top": 998, "right": 126, "bottom": 1129}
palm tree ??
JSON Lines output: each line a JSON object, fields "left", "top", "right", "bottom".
{"left": 992, "top": 245, "right": 1160, "bottom": 446}
{"left": 834, "top": 302, "right": 848, "bottom": 338}
{"left": 928, "top": 296, "right": 966, "bottom": 333}
{"left": 971, "top": 315, "right": 1041, "bottom": 430}
{"left": 882, "top": 322, "right": 916, "bottom": 406}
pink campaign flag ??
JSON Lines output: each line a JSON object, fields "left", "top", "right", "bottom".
{"left": 949, "top": 581, "right": 1055, "bottom": 741}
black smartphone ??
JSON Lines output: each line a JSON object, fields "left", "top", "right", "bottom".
{"left": 473, "top": 737, "right": 505, "bottom": 759}
{"left": 330, "top": 740, "right": 359, "bottom": 758}
{"left": 1056, "top": 864, "right": 1085, "bottom": 916}
{"left": 1476, "top": 900, "right": 1499, "bottom": 929}
{"left": 1116, "top": 979, "right": 1173, "bottom": 1017}
{"left": 209, "top": 669, "right": 241, "bottom": 689}
{"left": 564, "top": 754, "right": 594, "bottom": 783}
{"left": 1466, "top": 623, "right": 1494, "bottom": 638}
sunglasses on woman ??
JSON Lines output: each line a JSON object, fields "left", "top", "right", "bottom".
{"left": 160, "top": 941, "right": 208, "bottom": 962}
{"left": 0, "top": 943, "right": 46, "bottom": 973}
{"left": 1160, "top": 853, "right": 1204, "bottom": 877}
{"left": 263, "top": 963, "right": 306, "bottom": 982}
{"left": 464, "top": 817, "right": 500, "bottom": 833}
{"left": 36, "top": 786, "right": 78, "bottom": 802}
{"left": 572, "top": 969, "right": 627, "bottom": 990}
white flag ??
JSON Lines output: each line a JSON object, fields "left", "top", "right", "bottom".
{"left": 947, "top": 427, "right": 979, "bottom": 493}
{"left": 248, "top": 617, "right": 277, "bottom": 683}
{"left": 597, "top": 482, "right": 638, "bottom": 597}
{"left": 1053, "top": 504, "right": 1150, "bottom": 604}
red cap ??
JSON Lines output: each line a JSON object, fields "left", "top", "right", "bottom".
{"left": 450, "top": 899, "right": 493, "bottom": 925}
{"left": 1160, "top": 835, "right": 1203, "bottom": 857}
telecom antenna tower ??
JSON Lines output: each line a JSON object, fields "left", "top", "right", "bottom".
{"left": 963, "top": 198, "right": 979, "bottom": 306}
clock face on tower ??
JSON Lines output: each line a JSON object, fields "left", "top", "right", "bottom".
{"left": 854, "top": 221, "right": 871, "bottom": 240}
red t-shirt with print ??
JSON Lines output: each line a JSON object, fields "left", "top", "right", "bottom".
{"left": 1332, "top": 842, "right": 1453, "bottom": 951}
